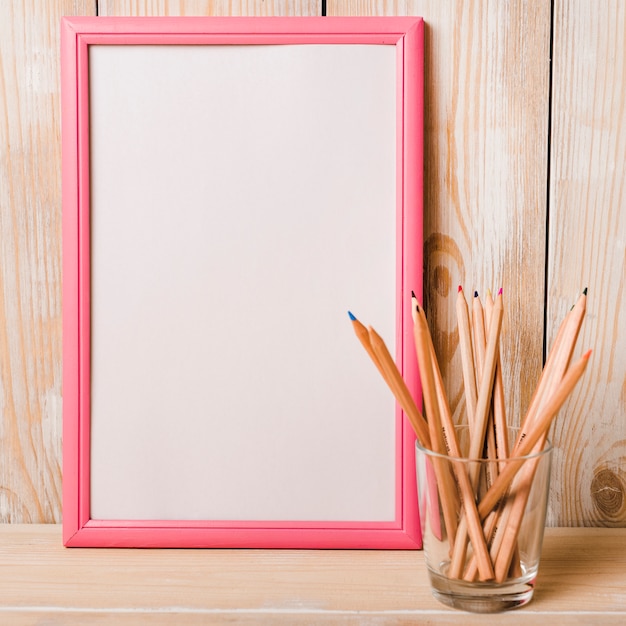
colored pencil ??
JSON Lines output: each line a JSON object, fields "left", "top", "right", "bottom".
{"left": 413, "top": 304, "right": 459, "bottom": 544}
{"left": 484, "top": 290, "right": 509, "bottom": 467}
{"left": 348, "top": 288, "right": 589, "bottom": 583}
{"left": 456, "top": 286, "right": 478, "bottom": 431}
{"left": 349, "top": 311, "right": 431, "bottom": 449}
{"left": 414, "top": 303, "right": 494, "bottom": 581}
{"left": 467, "top": 289, "right": 503, "bottom": 489}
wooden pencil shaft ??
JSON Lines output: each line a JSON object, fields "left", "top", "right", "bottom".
{"left": 446, "top": 464, "right": 495, "bottom": 581}
{"left": 540, "top": 293, "right": 586, "bottom": 396}
{"left": 367, "top": 326, "right": 432, "bottom": 449}
{"left": 484, "top": 439, "right": 545, "bottom": 579}
{"left": 354, "top": 318, "right": 426, "bottom": 440}
{"left": 411, "top": 292, "right": 419, "bottom": 325}
{"left": 472, "top": 292, "right": 487, "bottom": 382}
{"left": 467, "top": 293, "right": 503, "bottom": 487}
{"left": 456, "top": 288, "right": 478, "bottom": 429}
{"left": 477, "top": 351, "right": 590, "bottom": 520}
{"left": 413, "top": 311, "right": 459, "bottom": 543}
{"left": 422, "top": 312, "right": 479, "bottom": 541}
{"left": 492, "top": 361, "right": 509, "bottom": 463}
{"left": 469, "top": 433, "right": 547, "bottom": 583}
{"left": 429, "top": 439, "right": 494, "bottom": 580}
{"left": 427, "top": 456, "right": 458, "bottom": 547}
{"left": 414, "top": 306, "right": 493, "bottom": 581}
{"left": 448, "top": 515, "right": 470, "bottom": 578}
{"left": 518, "top": 314, "right": 569, "bottom": 435}
{"left": 350, "top": 317, "right": 388, "bottom": 382}
{"left": 413, "top": 314, "right": 444, "bottom": 452}
{"left": 489, "top": 307, "right": 587, "bottom": 581}
{"left": 349, "top": 316, "right": 431, "bottom": 448}
{"left": 484, "top": 494, "right": 515, "bottom": 581}
{"left": 432, "top": 359, "right": 458, "bottom": 458}
{"left": 417, "top": 308, "right": 460, "bottom": 457}
{"left": 415, "top": 309, "right": 495, "bottom": 581}
{"left": 521, "top": 340, "right": 568, "bottom": 438}
{"left": 491, "top": 426, "right": 552, "bottom": 583}
{"left": 449, "top": 291, "right": 501, "bottom": 579}
{"left": 449, "top": 459, "right": 495, "bottom": 581}
{"left": 463, "top": 508, "right": 500, "bottom": 581}
{"left": 493, "top": 444, "right": 545, "bottom": 582}
{"left": 420, "top": 312, "right": 466, "bottom": 524}
{"left": 485, "top": 292, "right": 509, "bottom": 463}
{"left": 519, "top": 291, "right": 586, "bottom": 435}
{"left": 471, "top": 292, "right": 488, "bottom": 463}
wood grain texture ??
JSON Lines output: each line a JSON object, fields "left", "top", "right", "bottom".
{"left": 0, "top": 1, "right": 623, "bottom": 527}
{"left": 98, "top": 0, "right": 321, "bottom": 16}
{"left": 1, "top": 525, "right": 625, "bottom": 623}
{"left": 547, "top": 0, "right": 626, "bottom": 527}
{"left": 330, "top": 2, "right": 551, "bottom": 435}
{"left": 0, "top": 1, "right": 97, "bottom": 523}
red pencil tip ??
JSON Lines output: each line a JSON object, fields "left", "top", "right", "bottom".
{"left": 458, "top": 285, "right": 463, "bottom": 293}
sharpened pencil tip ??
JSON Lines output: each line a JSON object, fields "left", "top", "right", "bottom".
{"left": 474, "top": 291, "right": 479, "bottom": 298}
{"left": 583, "top": 287, "right": 588, "bottom": 296}
{"left": 348, "top": 311, "right": 357, "bottom": 321}
{"left": 411, "top": 290, "right": 417, "bottom": 299}
{"left": 498, "top": 287, "right": 503, "bottom": 296}
{"left": 583, "top": 349, "right": 592, "bottom": 359}
{"left": 458, "top": 285, "right": 463, "bottom": 293}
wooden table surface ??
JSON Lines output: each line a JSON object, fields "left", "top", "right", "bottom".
{"left": 1, "top": 525, "right": 624, "bottom": 624}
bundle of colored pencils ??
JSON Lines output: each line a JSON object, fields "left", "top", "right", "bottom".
{"left": 349, "top": 287, "right": 590, "bottom": 582}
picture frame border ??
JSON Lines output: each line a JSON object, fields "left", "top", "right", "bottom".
{"left": 61, "top": 15, "right": 424, "bottom": 549}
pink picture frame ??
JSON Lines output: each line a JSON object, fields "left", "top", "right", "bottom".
{"left": 62, "top": 16, "right": 424, "bottom": 548}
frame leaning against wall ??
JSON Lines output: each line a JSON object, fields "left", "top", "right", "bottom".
{"left": 61, "top": 16, "right": 424, "bottom": 549}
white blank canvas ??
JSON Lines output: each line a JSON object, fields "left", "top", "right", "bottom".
{"left": 88, "top": 44, "right": 398, "bottom": 521}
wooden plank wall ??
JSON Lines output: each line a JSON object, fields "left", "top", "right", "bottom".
{"left": 547, "top": 0, "right": 626, "bottom": 527}
{"left": 0, "top": 0, "right": 623, "bottom": 527}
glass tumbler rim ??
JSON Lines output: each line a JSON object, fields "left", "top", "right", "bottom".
{"left": 415, "top": 424, "right": 553, "bottom": 464}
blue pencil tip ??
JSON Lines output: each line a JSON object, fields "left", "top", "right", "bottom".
{"left": 348, "top": 311, "right": 357, "bottom": 321}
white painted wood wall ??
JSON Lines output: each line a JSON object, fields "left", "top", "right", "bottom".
{"left": 1, "top": 0, "right": 624, "bottom": 526}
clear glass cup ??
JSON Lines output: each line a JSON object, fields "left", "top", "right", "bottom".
{"left": 415, "top": 426, "right": 553, "bottom": 613}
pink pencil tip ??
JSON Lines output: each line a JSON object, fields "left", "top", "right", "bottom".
{"left": 498, "top": 287, "right": 503, "bottom": 296}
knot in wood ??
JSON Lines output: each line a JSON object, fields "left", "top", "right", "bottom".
{"left": 591, "top": 468, "right": 625, "bottom": 523}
